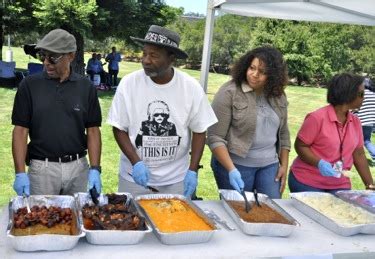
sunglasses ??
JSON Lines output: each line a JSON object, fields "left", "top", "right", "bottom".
{"left": 154, "top": 113, "right": 167, "bottom": 117}
{"left": 37, "top": 52, "right": 64, "bottom": 65}
{"left": 357, "top": 91, "right": 365, "bottom": 98}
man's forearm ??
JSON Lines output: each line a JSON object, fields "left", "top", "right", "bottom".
{"left": 12, "top": 126, "right": 29, "bottom": 173}
{"left": 189, "top": 132, "right": 206, "bottom": 172}
{"left": 87, "top": 127, "right": 102, "bottom": 166}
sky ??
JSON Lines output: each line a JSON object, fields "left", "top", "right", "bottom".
{"left": 165, "top": 0, "right": 207, "bottom": 15}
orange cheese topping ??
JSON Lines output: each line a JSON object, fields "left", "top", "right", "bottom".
{"left": 138, "top": 199, "right": 213, "bottom": 233}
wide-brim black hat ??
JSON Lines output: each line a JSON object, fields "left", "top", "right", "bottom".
{"left": 130, "top": 25, "right": 188, "bottom": 59}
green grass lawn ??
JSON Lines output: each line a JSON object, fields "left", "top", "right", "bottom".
{"left": 0, "top": 47, "right": 373, "bottom": 206}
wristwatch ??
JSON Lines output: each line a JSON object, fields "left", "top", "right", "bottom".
{"left": 90, "top": 166, "right": 102, "bottom": 173}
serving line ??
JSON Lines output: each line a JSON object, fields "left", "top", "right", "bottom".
{"left": 1, "top": 199, "right": 375, "bottom": 258}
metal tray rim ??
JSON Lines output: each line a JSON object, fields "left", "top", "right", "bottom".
{"left": 290, "top": 192, "right": 375, "bottom": 236}
{"left": 74, "top": 192, "right": 152, "bottom": 245}
{"left": 134, "top": 193, "right": 217, "bottom": 245}
{"left": 219, "top": 189, "right": 298, "bottom": 237}
{"left": 7, "top": 195, "right": 84, "bottom": 251}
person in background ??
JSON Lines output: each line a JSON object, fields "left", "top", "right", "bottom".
{"left": 11, "top": 28, "right": 103, "bottom": 196}
{"left": 86, "top": 52, "right": 99, "bottom": 81}
{"left": 107, "top": 25, "right": 217, "bottom": 198}
{"left": 96, "top": 53, "right": 110, "bottom": 89}
{"left": 96, "top": 53, "right": 106, "bottom": 74}
{"left": 289, "top": 73, "right": 375, "bottom": 193}
{"left": 105, "top": 46, "right": 122, "bottom": 87}
{"left": 353, "top": 76, "right": 375, "bottom": 163}
{"left": 207, "top": 46, "right": 290, "bottom": 199}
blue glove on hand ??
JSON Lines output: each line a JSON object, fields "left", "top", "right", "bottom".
{"left": 13, "top": 172, "right": 30, "bottom": 196}
{"left": 88, "top": 169, "right": 102, "bottom": 193}
{"left": 183, "top": 170, "right": 198, "bottom": 197}
{"left": 318, "top": 159, "right": 338, "bottom": 177}
{"left": 132, "top": 161, "right": 150, "bottom": 187}
{"left": 229, "top": 168, "right": 244, "bottom": 193}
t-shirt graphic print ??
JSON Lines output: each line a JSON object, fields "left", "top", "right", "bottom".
{"left": 135, "top": 100, "right": 181, "bottom": 167}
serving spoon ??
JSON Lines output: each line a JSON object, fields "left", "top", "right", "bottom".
{"left": 23, "top": 193, "right": 31, "bottom": 213}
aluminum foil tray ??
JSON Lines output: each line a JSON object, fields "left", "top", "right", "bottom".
{"left": 134, "top": 193, "right": 217, "bottom": 245}
{"left": 291, "top": 192, "right": 375, "bottom": 236}
{"left": 74, "top": 192, "right": 152, "bottom": 245}
{"left": 7, "top": 195, "right": 84, "bottom": 252}
{"left": 219, "top": 189, "right": 299, "bottom": 237}
{"left": 336, "top": 190, "right": 375, "bottom": 214}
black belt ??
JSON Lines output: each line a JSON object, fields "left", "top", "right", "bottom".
{"left": 30, "top": 151, "right": 87, "bottom": 163}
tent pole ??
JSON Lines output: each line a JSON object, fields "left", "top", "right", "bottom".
{"left": 200, "top": 0, "right": 216, "bottom": 93}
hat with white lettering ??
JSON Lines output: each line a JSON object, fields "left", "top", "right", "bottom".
{"left": 130, "top": 25, "right": 188, "bottom": 59}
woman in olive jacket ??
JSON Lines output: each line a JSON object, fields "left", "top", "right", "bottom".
{"left": 207, "top": 46, "right": 291, "bottom": 198}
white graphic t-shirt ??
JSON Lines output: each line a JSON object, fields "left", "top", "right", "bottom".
{"left": 107, "top": 69, "right": 217, "bottom": 186}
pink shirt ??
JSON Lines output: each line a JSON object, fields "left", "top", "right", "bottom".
{"left": 291, "top": 105, "right": 364, "bottom": 189}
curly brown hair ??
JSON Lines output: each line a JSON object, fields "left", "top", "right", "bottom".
{"left": 231, "top": 46, "right": 288, "bottom": 98}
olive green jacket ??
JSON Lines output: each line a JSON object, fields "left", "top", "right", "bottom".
{"left": 207, "top": 80, "right": 291, "bottom": 158}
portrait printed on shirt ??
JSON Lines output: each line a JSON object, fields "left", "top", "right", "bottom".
{"left": 135, "top": 100, "right": 181, "bottom": 167}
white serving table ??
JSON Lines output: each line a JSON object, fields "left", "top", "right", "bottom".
{"left": 1, "top": 200, "right": 374, "bottom": 259}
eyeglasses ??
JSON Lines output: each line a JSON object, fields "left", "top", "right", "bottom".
{"left": 357, "top": 91, "right": 365, "bottom": 98}
{"left": 154, "top": 113, "right": 167, "bottom": 117}
{"left": 37, "top": 52, "right": 64, "bottom": 65}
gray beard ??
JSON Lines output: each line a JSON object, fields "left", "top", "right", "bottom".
{"left": 146, "top": 71, "right": 158, "bottom": 78}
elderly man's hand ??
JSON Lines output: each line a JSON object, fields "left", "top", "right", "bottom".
{"left": 13, "top": 172, "right": 30, "bottom": 196}
{"left": 183, "top": 170, "right": 198, "bottom": 197}
{"left": 132, "top": 161, "right": 150, "bottom": 187}
{"left": 88, "top": 168, "right": 102, "bottom": 193}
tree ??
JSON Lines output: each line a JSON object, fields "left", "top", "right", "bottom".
{"left": 33, "top": 0, "right": 97, "bottom": 74}
{"left": 344, "top": 26, "right": 375, "bottom": 75}
{"left": 211, "top": 15, "right": 255, "bottom": 72}
{"left": 168, "top": 14, "right": 204, "bottom": 68}
{"left": 92, "top": 0, "right": 176, "bottom": 46}
{"left": 2, "top": 0, "right": 176, "bottom": 75}
{"left": 1, "top": 0, "right": 37, "bottom": 60}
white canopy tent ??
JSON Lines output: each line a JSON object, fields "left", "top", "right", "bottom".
{"left": 200, "top": 0, "right": 375, "bottom": 92}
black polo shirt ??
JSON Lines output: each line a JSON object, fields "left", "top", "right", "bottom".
{"left": 12, "top": 71, "right": 102, "bottom": 158}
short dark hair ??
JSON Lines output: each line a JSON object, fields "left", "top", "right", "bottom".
{"left": 327, "top": 73, "right": 364, "bottom": 105}
{"left": 231, "top": 46, "right": 288, "bottom": 98}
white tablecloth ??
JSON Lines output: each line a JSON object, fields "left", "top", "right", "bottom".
{"left": 1, "top": 199, "right": 374, "bottom": 259}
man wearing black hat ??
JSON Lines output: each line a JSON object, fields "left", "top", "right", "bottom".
{"left": 12, "top": 28, "right": 103, "bottom": 196}
{"left": 108, "top": 25, "right": 217, "bottom": 197}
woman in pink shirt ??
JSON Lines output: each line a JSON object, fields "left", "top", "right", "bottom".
{"left": 289, "top": 73, "right": 375, "bottom": 193}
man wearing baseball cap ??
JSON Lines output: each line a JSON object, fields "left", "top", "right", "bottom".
{"left": 12, "top": 28, "right": 103, "bottom": 196}
{"left": 107, "top": 25, "right": 217, "bottom": 197}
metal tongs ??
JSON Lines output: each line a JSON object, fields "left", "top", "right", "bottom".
{"left": 89, "top": 186, "right": 100, "bottom": 205}
{"left": 146, "top": 185, "right": 159, "bottom": 193}
{"left": 23, "top": 193, "right": 31, "bottom": 213}
{"left": 127, "top": 173, "right": 159, "bottom": 193}
{"left": 203, "top": 209, "right": 236, "bottom": 231}
{"left": 253, "top": 189, "right": 261, "bottom": 207}
{"left": 240, "top": 189, "right": 251, "bottom": 213}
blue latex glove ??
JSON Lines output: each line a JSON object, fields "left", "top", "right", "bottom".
{"left": 229, "top": 168, "right": 244, "bottom": 193}
{"left": 132, "top": 161, "right": 150, "bottom": 187}
{"left": 13, "top": 172, "right": 30, "bottom": 196}
{"left": 88, "top": 169, "right": 102, "bottom": 193}
{"left": 183, "top": 170, "right": 198, "bottom": 197}
{"left": 318, "top": 159, "right": 338, "bottom": 177}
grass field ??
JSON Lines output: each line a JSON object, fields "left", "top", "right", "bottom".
{"left": 0, "top": 47, "right": 373, "bottom": 206}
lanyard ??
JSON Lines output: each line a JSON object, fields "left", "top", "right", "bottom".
{"left": 335, "top": 122, "right": 348, "bottom": 162}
